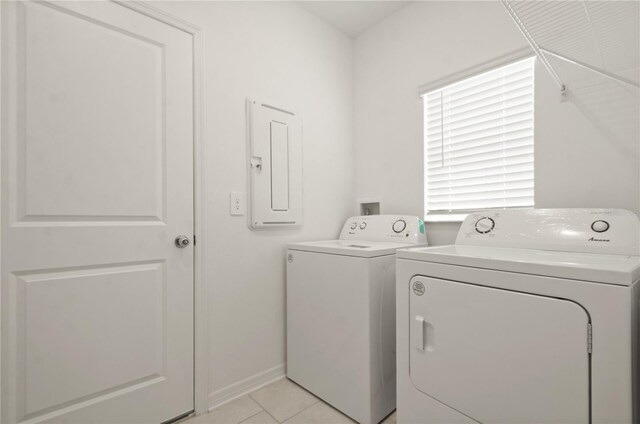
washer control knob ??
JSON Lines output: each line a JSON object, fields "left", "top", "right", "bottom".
{"left": 350, "top": 222, "right": 358, "bottom": 230}
{"left": 591, "top": 220, "right": 610, "bottom": 233}
{"left": 475, "top": 217, "right": 495, "bottom": 234}
{"left": 360, "top": 222, "right": 367, "bottom": 230}
{"left": 392, "top": 219, "right": 407, "bottom": 233}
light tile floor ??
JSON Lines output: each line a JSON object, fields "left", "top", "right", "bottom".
{"left": 183, "top": 378, "right": 397, "bottom": 424}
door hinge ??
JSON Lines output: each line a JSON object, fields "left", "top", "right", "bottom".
{"left": 587, "top": 323, "right": 592, "bottom": 354}
{"left": 193, "top": 235, "right": 196, "bottom": 246}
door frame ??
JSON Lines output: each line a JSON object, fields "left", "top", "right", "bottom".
{"left": 0, "top": 0, "right": 209, "bottom": 418}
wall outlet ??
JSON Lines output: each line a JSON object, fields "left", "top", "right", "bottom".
{"left": 230, "top": 191, "right": 245, "bottom": 216}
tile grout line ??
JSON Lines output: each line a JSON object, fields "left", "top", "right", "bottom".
{"left": 246, "top": 379, "right": 322, "bottom": 423}
{"left": 246, "top": 391, "right": 282, "bottom": 423}
{"left": 277, "top": 397, "right": 322, "bottom": 424}
{"left": 261, "top": 408, "right": 280, "bottom": 424}
{"left": 238, "top": 408, "right": 267, "bottom": 424}
{"left": 247, "top": 392, "right": 264, "bottom": 411}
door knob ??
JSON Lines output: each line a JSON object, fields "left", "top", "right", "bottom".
{"left": 175, "top": 235, "right": 190, "bottom": 248}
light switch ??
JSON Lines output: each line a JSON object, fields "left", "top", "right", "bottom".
{"left": 230, "top": 192, "right": 245, "bottom": 216}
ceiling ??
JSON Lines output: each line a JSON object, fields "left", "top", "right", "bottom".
{"left": 297, "top": 1, "right": 410, "bottom": 38}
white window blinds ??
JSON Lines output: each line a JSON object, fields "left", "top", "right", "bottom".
{"left": 423, "top": 57, "right": 535, "bottom": 216}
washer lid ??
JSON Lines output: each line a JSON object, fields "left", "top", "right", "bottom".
{"left": 397, "top": 245, "right": 640, "bottom": 285}
{"left": 288, "top": 240, "right": 411, "bottom": 258}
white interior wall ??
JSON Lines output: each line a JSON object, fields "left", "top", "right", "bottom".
{"left": 153, "top": 1, "right": 355, "bottom": 406}
{"left": 354, "top": 1, "right": 640, "bottom": 245}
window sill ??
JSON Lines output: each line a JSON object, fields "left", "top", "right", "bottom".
{"left": 424, "top": 214, "right": 468, "bottom": 223}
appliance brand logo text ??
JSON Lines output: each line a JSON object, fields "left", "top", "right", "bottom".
{"left": 588, "top": 237, "right": 610, "bottom": 242}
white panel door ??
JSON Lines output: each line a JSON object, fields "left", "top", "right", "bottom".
{"left": 1, "top": 1, "right": 194, "bottom": 423}
{"left": 409, "top": 277, "right": 590, "bottom": 423}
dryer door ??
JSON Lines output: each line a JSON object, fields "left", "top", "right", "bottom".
{"left": 409, "top": 276, "right": 590, "bottom": 423}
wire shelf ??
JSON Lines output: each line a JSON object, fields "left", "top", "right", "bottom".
{"left": 502, "top": 0, "right": 639, "bottom": 153}
{"left": 502, "top": 0, "right": 640, "bottom": 89}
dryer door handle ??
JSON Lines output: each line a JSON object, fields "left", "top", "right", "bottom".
{"left": 414, "top": 316, "right": 425, "bottom": 352}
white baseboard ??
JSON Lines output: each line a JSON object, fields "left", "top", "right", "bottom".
{"left": 208, "top": 363, "right": 286, "bottom": 411}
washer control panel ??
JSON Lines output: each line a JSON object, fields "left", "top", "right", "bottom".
{"left": 339, "top": 215, "right": 427, "bottom": 245}
{"left": 456, "top": 208, "right": 639, "bottom": 256}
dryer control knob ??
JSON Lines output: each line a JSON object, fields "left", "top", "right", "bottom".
{"left": 350, "top": 222, "right": 358, "bottom": 230}
{"left": 475, "top": 217, "right": 495, "bottom": 234}
{"left": 392, "top": 219, "right": 407, "bottom": 233}
{"left": 591, "top": 220, "right": 610, "bottom": 233}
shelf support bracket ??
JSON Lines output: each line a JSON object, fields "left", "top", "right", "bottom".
{"left": 502, "top": 0, "right": 568, "bottom": 100}
{"left": 560, "top": 85, "right": 568, "bottom": 103}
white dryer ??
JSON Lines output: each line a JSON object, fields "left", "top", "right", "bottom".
{"left": 396, "top": 209, "right": 640, "bottom": 424}
{"left": 287, "top": 215, "right": 427, "bottom": 424}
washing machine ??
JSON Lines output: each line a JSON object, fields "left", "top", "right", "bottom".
{"left": 287, "top": 215, "right": 427, "bottom": 424}
{"left": 396, "top": 208, "right": 640, "bottom": 424}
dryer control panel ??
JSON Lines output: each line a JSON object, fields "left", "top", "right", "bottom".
{"left": 339, "top": 215, "right": 427, "bottom": 245}
{"left": 456, "top": 208, "right": 639, "bottom": 256}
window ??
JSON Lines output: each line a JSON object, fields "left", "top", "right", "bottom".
{"left": 423, "top": 57, "right": 535, "bottom": 220}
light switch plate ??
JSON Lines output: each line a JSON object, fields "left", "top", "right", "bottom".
{"left": 230, "top": 191, "right": 245, "bottom": 216}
